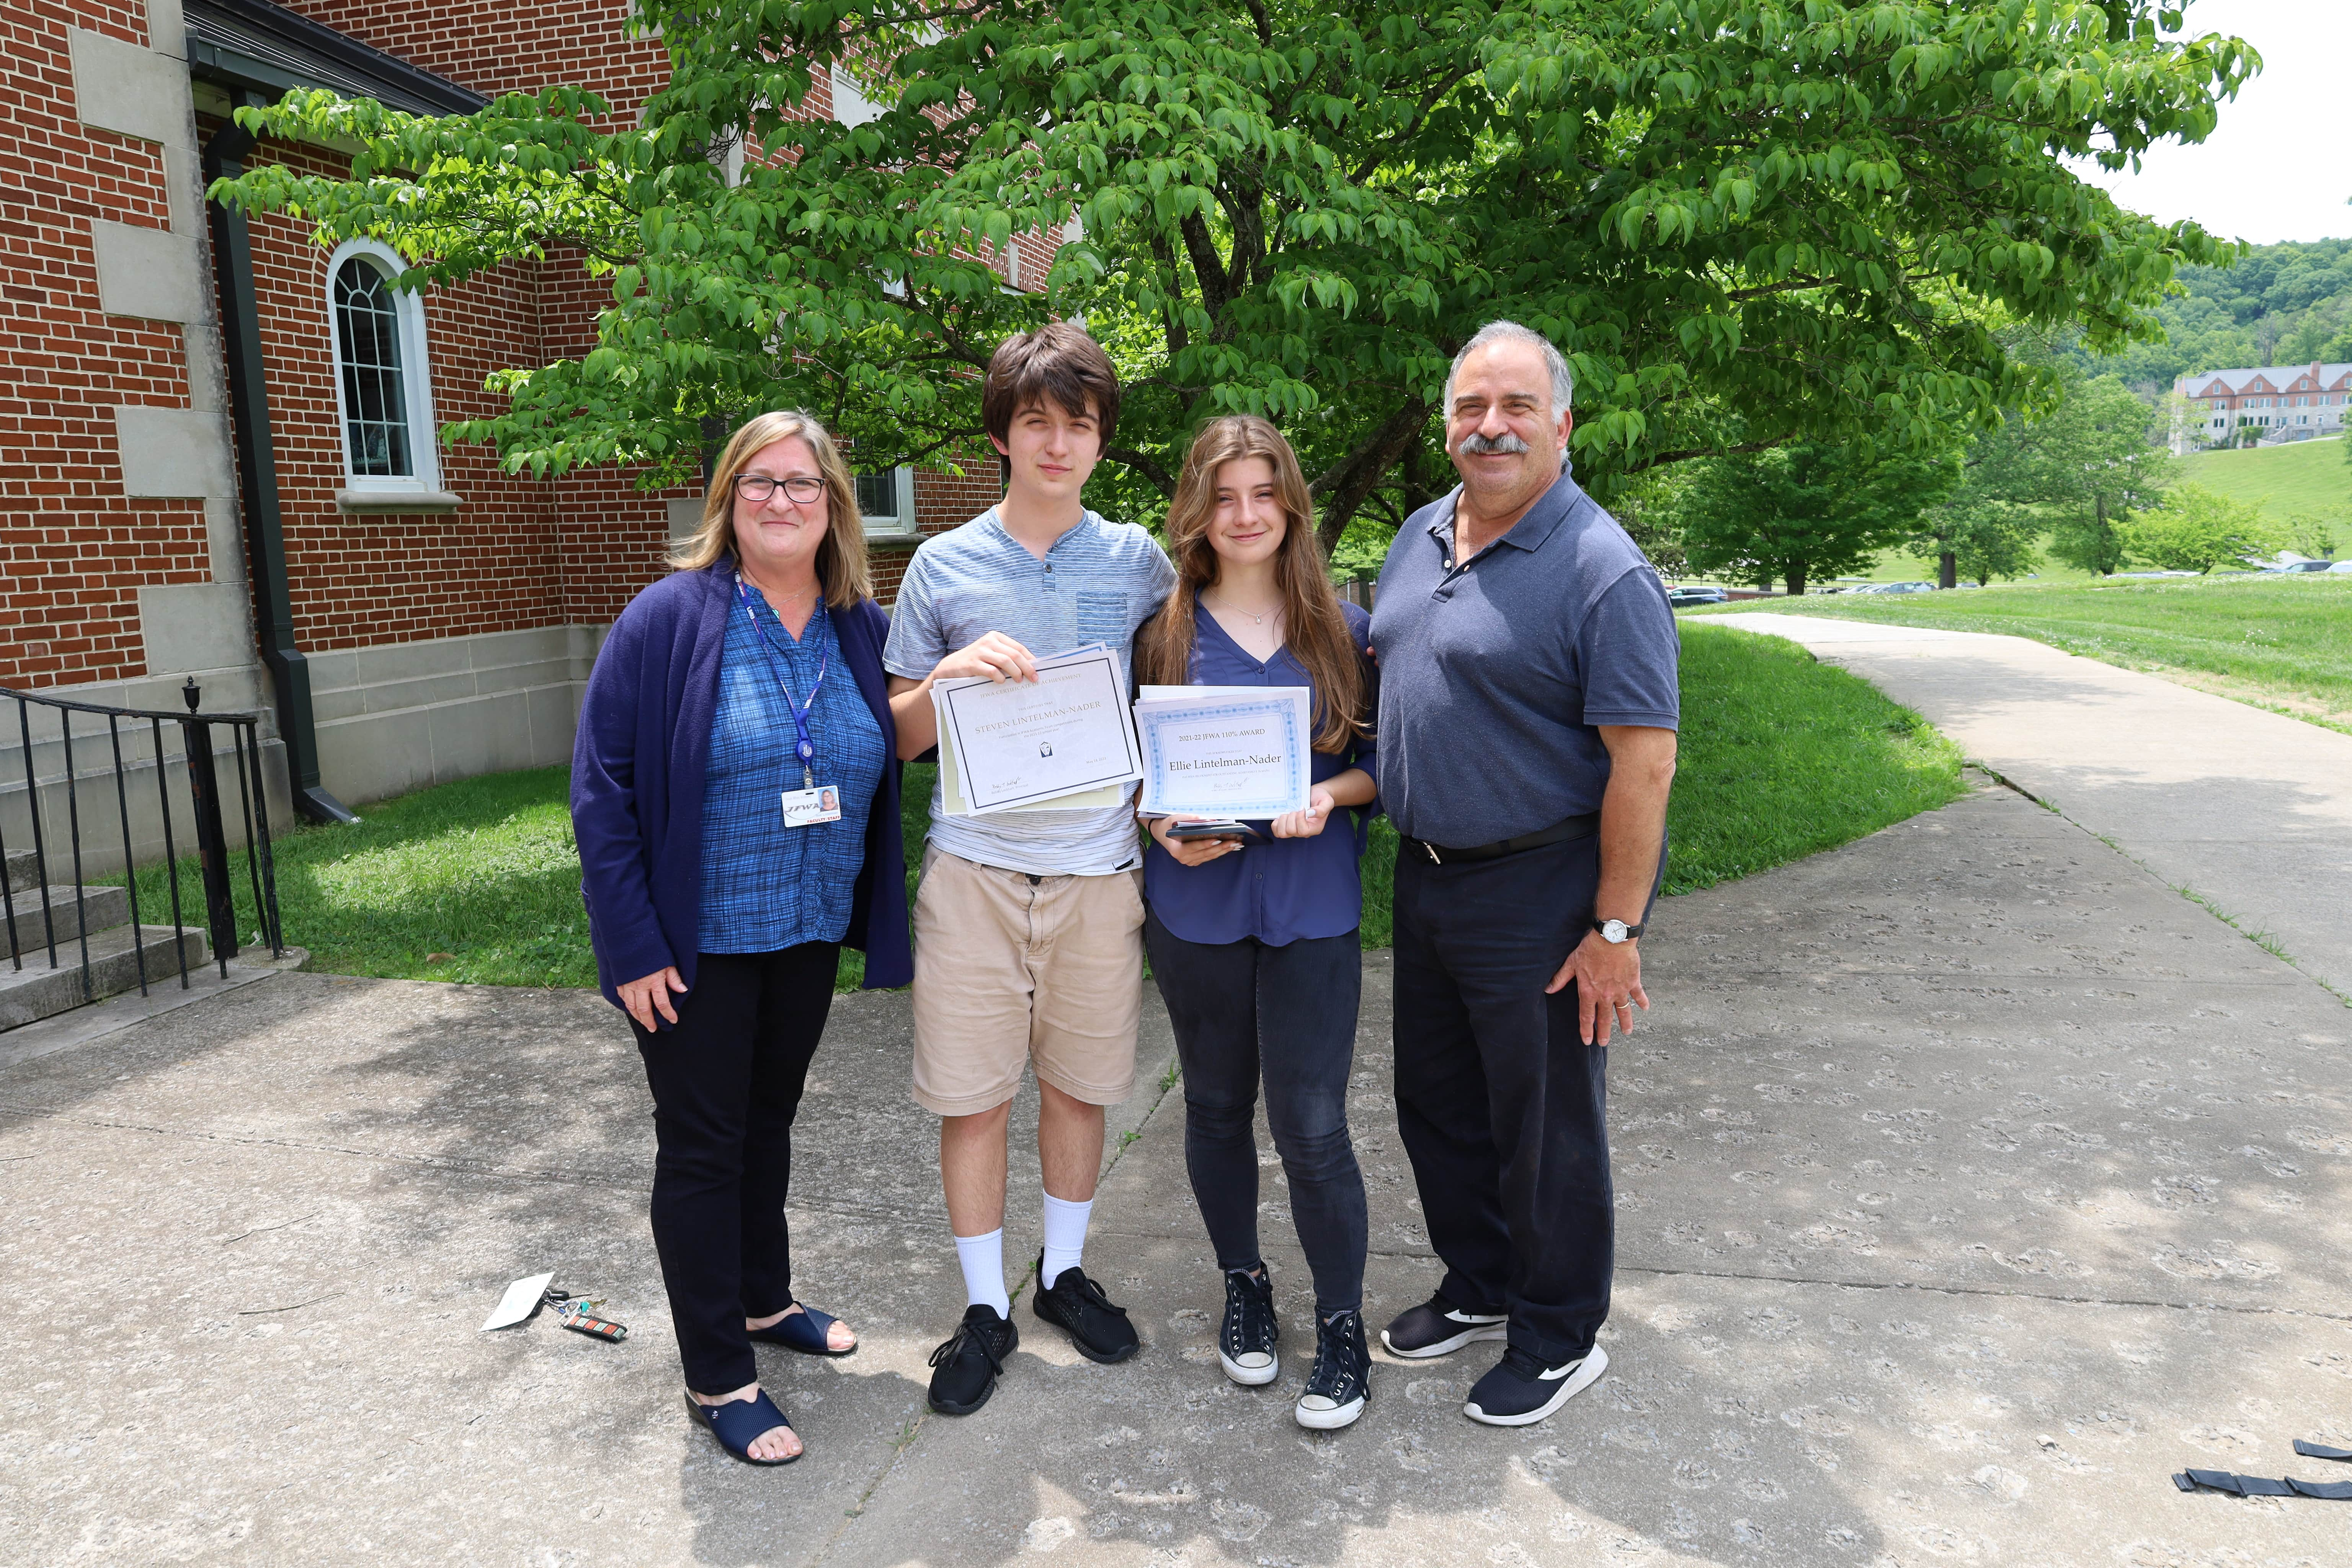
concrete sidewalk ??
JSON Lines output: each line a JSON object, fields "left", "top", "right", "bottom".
{"left": 3, "top": 786, "right": 2349, "bottom": 1565}
{"left": 1705, "top": 612, "right": 2352, "bottom": 999}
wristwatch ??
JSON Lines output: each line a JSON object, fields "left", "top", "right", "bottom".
{"left": 1593, "top": 918, "right": 1644, "bottom": 944}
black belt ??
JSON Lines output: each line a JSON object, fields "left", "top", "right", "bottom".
{"left": 1401, "top": 812, "right": 1599, "bottom": 866}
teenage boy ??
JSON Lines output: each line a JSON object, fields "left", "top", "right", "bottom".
{"left": 885, "top": 323, "right": 1177, "bottom": 1416}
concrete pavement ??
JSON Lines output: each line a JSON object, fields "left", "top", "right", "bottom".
{"left": 1703, "top": 613, "right": 2352, "bottom": 999}
{"left": 2, "top": 785, "right": 2349, "bottom": 1565}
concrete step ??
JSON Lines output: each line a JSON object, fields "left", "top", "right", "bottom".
{"left": 0, "top": 923, "right": 210, "bottom": 1032}
{"left": 6, "top": 884, "right": 131, "bottom": 953}
{"left": 4, "top": 846, "right": 39, "bottom": 889}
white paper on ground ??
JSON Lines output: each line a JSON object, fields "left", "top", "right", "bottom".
{"left": 481, "top": 1271, "right": 554, "bottom": 1331}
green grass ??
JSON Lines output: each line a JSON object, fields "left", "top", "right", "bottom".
{"left": 122, "top": 630, "right": 1966, "bottom": 989}
{"left": 1692, "top": 573, "right": 2352, "bottom": 730}
{"left": 2180, "top": 436, "right": 2350, "bottom": 545}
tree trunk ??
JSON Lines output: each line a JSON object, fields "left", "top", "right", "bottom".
{"left": 1938, "top": 549, "right": 1957, "bottom": 589}
{"left": 1311, "top": 398, "right": 1433, "bottom": 554}
{"left": 1784, "top": 567, "right": 1806, "bottom": 596}
{"left": 2094, "top": 492, "right": 2111, "bottom": 575}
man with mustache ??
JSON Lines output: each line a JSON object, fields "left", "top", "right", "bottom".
{"left": 1368, "top": 320, "right": 1679, "bottom": 1426}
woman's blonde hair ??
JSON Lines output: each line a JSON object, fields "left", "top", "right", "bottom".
{"left": 1135, "top": 415, "right": 1366, "bottom": 753}
{"left": 668, "top": 410, "right": 872, "bottom": 608}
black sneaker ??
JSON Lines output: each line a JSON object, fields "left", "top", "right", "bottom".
{"left": 1379, "top": 1292, "right": 1508, "bottom": 1359}
{"left": 1217, "top": 1264, "right": 1279, "bottom": 1386}
{"left": 1031, "top": 1254, "right": 1141, "bottom": 1364}
{"left": 927, "top": 1304, "right": 1018, "bottom": 1416}
{"left": 1295, "top": 1309, "right": 1372, "bottom": 1431}
{"left": 1463, "top": 1343, "right": 1609, "bottom": 1427}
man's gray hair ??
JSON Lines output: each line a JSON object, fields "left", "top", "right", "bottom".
{"left": 1443, "top": 320, "right": 1574, "bottom": 413}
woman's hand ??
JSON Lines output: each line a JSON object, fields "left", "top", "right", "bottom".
{"left": 1271, "top": 785, "right": 1339, "bottom": 840}
{"left": 1146, "top": 814, "right": 1245, "bottom": 867}
{"left": 619, "top": 965, "right": 687, "bottom": 1030}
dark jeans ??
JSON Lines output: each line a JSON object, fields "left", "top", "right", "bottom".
{"left": 1144, "top": 910, "right": 1368, "bottom": 1315}
{"left": 631, "top": 943, "right": 837, "bottom": 1395}
{"left": 1392, "top": 833, "right": 1652, "bottom": 1365}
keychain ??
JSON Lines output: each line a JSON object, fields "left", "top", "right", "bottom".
{"left": 542, "top": 1287, "right": 629, "bottom": 1343}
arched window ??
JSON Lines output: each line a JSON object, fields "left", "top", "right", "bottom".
{"left": 326, "top": 239, "right": 443, "bottom": 498}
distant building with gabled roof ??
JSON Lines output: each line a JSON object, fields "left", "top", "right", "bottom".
{"left": 2170, "top": 361, "right": 2352, "bottom": 452}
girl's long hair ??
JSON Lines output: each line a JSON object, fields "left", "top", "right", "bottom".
{"left": 1136, "top": 415, "right": 1366, "bottom": 753}
{"left": 668, "top": 409, "right": 871, "bottom": 609}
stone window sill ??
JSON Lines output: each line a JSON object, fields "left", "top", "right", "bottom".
{"left": 338, "top": 488, "right": 464, "bottom": 514}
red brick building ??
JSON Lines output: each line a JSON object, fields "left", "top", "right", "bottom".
{"left": 2170, "top": 361, "right": 2352, "bottom": 452}
{"left": 5, "top": 0, "right": 1042, "bottom": 826}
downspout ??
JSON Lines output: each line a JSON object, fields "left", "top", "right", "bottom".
{"left": 202, "top": 90, "right": 356, "bottom": 824}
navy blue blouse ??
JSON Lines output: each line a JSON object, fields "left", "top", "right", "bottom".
{"left": 1141, "top": 598, "right": 1380, "bottom": 946}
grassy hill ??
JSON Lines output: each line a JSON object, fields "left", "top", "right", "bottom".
{"left": 2181, "top": 437, "right": 2349, "bottom": 551}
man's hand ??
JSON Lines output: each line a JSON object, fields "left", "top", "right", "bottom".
{"left": 933, "top": 632, "right": 1037, "bottom": 684}
{"left": 1547, "top": 929, "right": 1648, "bottom": 1045}
{"left": 1270, "top": 784, "right": 1337, "bottom": 840}
{"left": 1145, "top": 814, "right": 1245, "bottom": 867}
{"left": 618, "top": 965, "right": 687, "bottom": 1031}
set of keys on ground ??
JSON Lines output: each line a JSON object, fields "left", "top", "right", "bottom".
{"left": 543, "top": 1287, "right": 627, "bottom": 1343}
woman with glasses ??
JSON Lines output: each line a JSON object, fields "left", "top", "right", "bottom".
{"left": 572, "top": 411, "right": 911, "bottom": 1466}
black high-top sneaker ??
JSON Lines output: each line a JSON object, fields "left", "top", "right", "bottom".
{"left": 1295, "top": 1308, "right": 1372, "bottom": 1431}
{"left": 1217, "top": 1264, "right": 1279, "bottom": 1386}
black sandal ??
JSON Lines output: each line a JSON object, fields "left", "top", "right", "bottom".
{"left": 748, "top": 1301, "right": 856, "bottom": 1357}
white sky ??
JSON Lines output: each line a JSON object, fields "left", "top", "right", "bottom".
{"left": 2072, "top": 0, "right": 2352, "bottom": 245}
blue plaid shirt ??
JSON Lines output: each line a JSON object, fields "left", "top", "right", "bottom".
{"left": 697, "top": 593, "right": 885, "bottom": 954}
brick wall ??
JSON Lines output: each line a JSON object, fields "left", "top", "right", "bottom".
{"left": 0, "top": 0, "right": 209, "bottom": 689}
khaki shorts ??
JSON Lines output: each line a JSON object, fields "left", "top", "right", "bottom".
{"left": 910, "top": 848, "right": 1145, "bottom": 1116}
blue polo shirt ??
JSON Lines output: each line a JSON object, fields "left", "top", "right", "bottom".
{"left": 1369, "top": 468, "right": 1678, "bottom": 847}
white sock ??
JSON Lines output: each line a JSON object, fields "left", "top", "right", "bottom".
{"left": 955, "top": 1228, "right": 1010, "bottom": 1318}
{"left": 1040, "top": 1192, "right": 1093, "bottom": 1289}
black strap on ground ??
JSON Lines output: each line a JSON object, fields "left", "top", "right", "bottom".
{"left": 2293, "top": 1439, "right": 2352, "bottom": 1462}
{"left": 2174, "top": 1468, "right": 2352, "bottom": 1500}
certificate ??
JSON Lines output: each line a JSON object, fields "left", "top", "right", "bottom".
{"left": 932, "top": 646, "right": 1143, "bottom": 814}
{"left": 1134, "top": 688, "right": 1311, "bottom": 818}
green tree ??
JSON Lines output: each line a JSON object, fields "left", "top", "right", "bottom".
{"left": 1679, "top": 442, "right": 1958, "bottom": 596}
{"left": 2116, "top": 483, "right": 2277, "bottom": 573}
{"left": 217, "top": 0, "right": 2252, "bottom": 544}
{"left": 1925, "top": 371, "right": 2173, "bottom": 583}
{"left": 2042, "top": 380, "right": 2177, "bottom": 575}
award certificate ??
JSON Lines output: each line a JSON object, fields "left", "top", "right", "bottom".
{"left": 932, "top": 646, "right": 1143, "bottom": 814}
{"left": 1134, "top": 688, "right": 1311, "bottom": 818}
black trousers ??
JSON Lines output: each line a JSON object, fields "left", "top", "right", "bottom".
{"left": 631, "top": 943, "right": 837, "bottom": 1395}
{"left": 1391, "top": 833, "right": 1646, "bottom": 1365}
{"left": 1144, "top": 911, "right": 1369, "bottom": 1315}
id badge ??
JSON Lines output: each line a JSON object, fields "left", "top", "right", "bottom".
{"left": 780, "top": 784, "right": 843, "bottom": 828}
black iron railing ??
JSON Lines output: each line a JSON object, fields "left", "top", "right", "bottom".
{"left": 1, "top": 679, "right": 284, "bottom": 1005}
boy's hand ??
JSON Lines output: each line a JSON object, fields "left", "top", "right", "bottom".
{"left": 934, "top": 633, "right": 1037, "bottom": 684}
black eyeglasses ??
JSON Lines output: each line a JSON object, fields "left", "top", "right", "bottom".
{"left": 734, "top": 474, "right": 826, "bottom": 503}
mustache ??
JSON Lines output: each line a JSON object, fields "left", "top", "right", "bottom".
{"left": 1457, "top": 430, "right": 1532, "bottom": 456}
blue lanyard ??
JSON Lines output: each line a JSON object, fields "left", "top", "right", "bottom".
{"left": 735, "top": 574, "right": 828, "bottom": 787}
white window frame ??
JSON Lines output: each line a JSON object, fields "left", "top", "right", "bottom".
{"left": 325, "top": 237, "right": 444, "bottom": 497}
{"left": 856, "top": 465, "right": 918, "bottom": 537}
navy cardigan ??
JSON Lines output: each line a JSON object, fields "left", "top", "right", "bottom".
{"left": 571, "top": 557, "right": 913, "bottom": 1017}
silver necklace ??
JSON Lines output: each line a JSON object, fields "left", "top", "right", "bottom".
{"left": 1206, "top": 590, "right": 1281, "bottom": 626}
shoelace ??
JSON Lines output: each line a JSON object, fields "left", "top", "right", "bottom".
{"left": 1054, "top": 1269, "right": 1130, "bottom": 1319}
{"left": 1222, "top": 1270, "right": 1276, "bottom": 1356}
{"left": 1306, "top": 1313, "right": 1365, "bottom": 1399}
{"left": 929, "top": 1318, "right": 1007, "bottom": 1373}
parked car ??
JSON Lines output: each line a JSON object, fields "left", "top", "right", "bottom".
{"left": 1850, "top": 580, "right": 1939, "bottom": 595}
{"left": 2330, "top": 561, "right": 2352, "bottom": 575}
{"left": 2262, "top": 559, "right": 2336, "bottom": 574}
{"left": 1666, "top": 585, "right": 1731, "bottom": 607}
